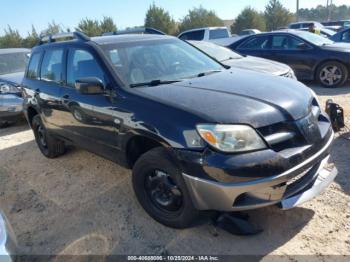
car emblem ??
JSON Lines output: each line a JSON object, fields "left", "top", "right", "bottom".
{"left": 298, "top": 113, "right": 321, "bottom": 143}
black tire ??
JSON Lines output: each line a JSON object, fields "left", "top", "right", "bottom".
{"left": 0, "top": 121, "right": 9, "bottom": 128}
{"left": 316, "top": 61, "right": 348, "bottom": 88}
{"left": 132, "top": 147, "right": 200, "bottom": 228}
{"left": 32, "top": 115, "right": 65, "bottom": 158}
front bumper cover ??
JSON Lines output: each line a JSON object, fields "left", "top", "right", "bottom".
{"left": 182, "top": 131, "right": 337, "bottom": 211}
{"left": 0, "top": 94, "right": 23, "bottom": 121}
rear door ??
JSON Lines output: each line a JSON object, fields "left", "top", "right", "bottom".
{"left": 36, "top": 48, "right": 65, "bottom": 128}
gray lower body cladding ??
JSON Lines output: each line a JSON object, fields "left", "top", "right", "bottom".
{"left": 182, "top": 131, "right": 336, "bottom": 211}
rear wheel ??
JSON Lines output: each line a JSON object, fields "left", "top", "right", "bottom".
{"left": 32, "top": 115, "right": 65, "bottom": 158}
{"left": 132, "top": 147, "right": 200, "bottom": 228}
{"left": 316, "top": 61, "right": 348, "bottom": 88}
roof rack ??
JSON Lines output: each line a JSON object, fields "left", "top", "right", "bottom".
{"left": 38, "top": 31, "right": 90, "bottom": 45}
{"left": 102, "top": 27, "right": 166, "bottom": 36}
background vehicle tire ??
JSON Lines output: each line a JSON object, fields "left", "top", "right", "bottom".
{"left": 0, "top": 121, "right": 9, "bottom": 128}
{"left": 32, "top": 115, "right": 65, "bottom": 158}
{"left": 132, "top": 147, "right": 200, "bottom": 228}
{"left": 316, "top": 61, "right": 348, "bottom": 88}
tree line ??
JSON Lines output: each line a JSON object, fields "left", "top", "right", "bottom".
{"left": 1, "top": 0, "right": 349, "bottom": 49}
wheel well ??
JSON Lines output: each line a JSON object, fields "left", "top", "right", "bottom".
{"left": 314, "top": 59, "right": 348, "bottom": 79}
{"left": 27, "top": 107, "right": 38, "bottom": 127}
{"left": 126, "top": 136, "right": 164, "bottom": 168}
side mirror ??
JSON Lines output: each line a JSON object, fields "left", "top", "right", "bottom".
{"left": 297, "top": 42, "right": 309, "bottom": 50}
{"left": 75, "top": 77, "right": 105, "bottom": 95}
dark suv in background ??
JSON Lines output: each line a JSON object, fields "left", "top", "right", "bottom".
{"left": 22, "top": 32, "right": 337, "bottom": 228}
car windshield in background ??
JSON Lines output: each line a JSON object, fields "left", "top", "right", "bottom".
{"left": 322, "top": 28, "right": 336, "bottom": 36}
{"left": 296, "top": 31, "right": 334, "bottom": 45}
{"left": 191, "top": 41, "right": 242, "bottom": 62}
{"left": 209, "top": 29, "right": 229, "bottom": 39}
{"left": 102, "top": 39, "right": 223, "bottom": 87}
{"left": 0, "top": 52, "right": 29, "bottom": 75}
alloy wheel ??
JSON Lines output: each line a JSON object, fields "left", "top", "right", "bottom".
{"left": 319, "top": 65, "right": 343, "bottom": 87}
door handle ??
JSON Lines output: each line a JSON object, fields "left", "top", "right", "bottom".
{"left": 62, "top": 94, "right": 70, "bottom": 99}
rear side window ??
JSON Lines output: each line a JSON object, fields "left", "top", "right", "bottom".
{"left": 26, "top": 52, "right": 42, "bottom": 79}
{"left": 179, "top": 30, "right": 205, "bottom": 41}
{"left": 67, "top": 49, "right": 105, "bottom": 87}
{"left": 40, "top": 49, "right": 64, "bottom": 83}
{"left": 239, "top": 36, "right": 270, "bottom": 49}
{"left": 271, "top": 36, "right": 304, "bottom": 50}
{"left": 209, "top": 29, "right": 229, "bottom": 40}
{"left": 342, "top": 31, "right": 350, "bottom": 41}
{"left": 289, "top": 24, "right": 300, "bottom": 29}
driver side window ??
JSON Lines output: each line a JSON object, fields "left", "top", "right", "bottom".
{"left": 67, "top": 49, "right": 106, "bottom": 87}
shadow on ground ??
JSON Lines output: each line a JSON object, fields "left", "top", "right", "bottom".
{"left": 0, "top": 138, "right": 315, "bottom": 258}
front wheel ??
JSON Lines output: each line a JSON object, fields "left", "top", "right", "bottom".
{"left": 132, "top": 147, "right": 200, "bottom": 228}
{"left": 316, "top": 61, "right": 348, "bottom": 88}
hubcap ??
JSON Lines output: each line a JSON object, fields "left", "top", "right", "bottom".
{"left": 320, "top": 65, "right": 342, "bottom": 86}
{"left": 73, "top": 109, "right": 83, "bottom": 121}
{"left": 145, "top": 170, "right": 183, "bottom": 212}
{"left": 37, "top": 125, "right": 47, "bottom": 147}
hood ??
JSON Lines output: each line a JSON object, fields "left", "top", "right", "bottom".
{"left": 136, "top": 69, "right": 313, "bottom": 128}
{"left": 320, "top": 42, "right": 350, "bottom": 52}
{"left": 223, "top": 56, "right": 291, "bottom": 76}
{"left": 0, "top": 72, "right": 25, "bottom": 86}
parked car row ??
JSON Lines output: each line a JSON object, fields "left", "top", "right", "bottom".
{"left": 227, "top": 30, "right": 350, "bottom": 88}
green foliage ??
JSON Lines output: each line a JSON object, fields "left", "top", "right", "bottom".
{"left": 100, "top": 16, "right": 117, "bottom": 34}
{"left": 0, "top": 26, "right": 22, "bottom": 48}
{"left": 298, "top": 5, "right": 350, "bottom": 21}
{"left": 41, "top": 21, "right": 63, "bottom": 35}
{"left": 76, "top": 17, "right": 117, "bottom": 37}
{"left": 22, "top": 25, "right": 40, "bottom": 48}
{"left": 145, "top": 3, "right": 177, "bottom": 35}
{"left": 231, "top": 7, "right": 266, "bottom": 34}
{"left": 178, "top": 6, "right": 224, "bottom": 33}
{"left": 76, "top": 18, "right": 102, "bottom": 37}
{"left": 264, "top": 0, "right": 295, "bottom": 30}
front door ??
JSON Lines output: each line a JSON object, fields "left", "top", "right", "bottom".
{"left": 59, "top": 47, "right": 121, "bottom": 160}
{"left": 268, "top": 35, "right": 317, "bottom": 80}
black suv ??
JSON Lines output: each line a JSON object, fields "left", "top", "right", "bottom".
{"left": 23, "top": 32, "right": 337, "bottom": 228}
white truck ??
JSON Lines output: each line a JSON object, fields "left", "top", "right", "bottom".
{"left": 178, "top": 27, "right": 240, "bottom": 46}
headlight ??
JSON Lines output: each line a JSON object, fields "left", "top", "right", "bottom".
{"left": 196, "top": 124, "right": 266, "bottom": 153}
{"left": 0, "top": 83, "right": 20, "bottom": 94}
{"left": 290, "top": 69, "right": 297, "bottom": 80}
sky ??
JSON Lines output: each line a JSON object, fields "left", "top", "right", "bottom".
{"left": 1, "top": 0, "right": 349, "bottom": 36}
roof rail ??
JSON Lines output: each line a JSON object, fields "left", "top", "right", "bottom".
{"left": 102, "top": 27, "right": 166, "bottom": 36}
{"left": 38, "top": 31, "right": 90, "bottom": 45}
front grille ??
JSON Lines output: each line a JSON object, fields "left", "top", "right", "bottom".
{"left": 258, "top": 100, "right": 330, "bottom": 153}
{"left": 283, "top": 160, "right": 321, "bottom": 198}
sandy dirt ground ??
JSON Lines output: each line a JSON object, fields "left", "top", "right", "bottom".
{"left": 0, "top": 83, "right": 349, "bottom": 259}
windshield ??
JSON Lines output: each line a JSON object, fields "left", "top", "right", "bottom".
{"left": 0, "top": 51, "right": 29, "bottom": 75}
{"left": 296, "top": 31, "right": 334, "bottom": 45}
{"left": 209, "top": 29, "right": 229, "bottom": 40}
{"left": 190, "top": 41, "right": 242, "bottom": 61}
{"left": 102, "top": 39, "right": 223, "bottom": 86}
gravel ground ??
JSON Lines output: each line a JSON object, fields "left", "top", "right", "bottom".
{"left": 0, "top": 83, "right": 349, "bottom": 259}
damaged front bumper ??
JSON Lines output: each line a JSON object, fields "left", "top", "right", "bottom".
{"left": 182, "top": 132, "right": 337, "bottom": 211}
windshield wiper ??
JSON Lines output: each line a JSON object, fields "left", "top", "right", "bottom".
{"left": 130, "top": 79, "right": 181, "bottom": 88}
{"left": 197, "top": 70, "right": 222, "bottom": 77}
{"left": 221, "top": 57, "right": 240, "bottom": 62}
